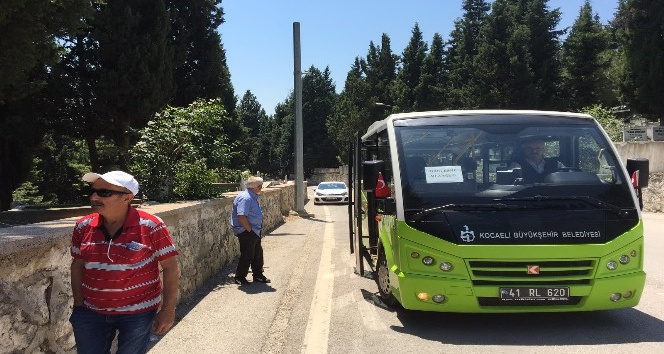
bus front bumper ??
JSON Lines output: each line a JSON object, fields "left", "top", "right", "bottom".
{"left": 392, "top": 271, "right": 646, "bottom": 313}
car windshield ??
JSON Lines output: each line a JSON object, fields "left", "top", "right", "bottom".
{"left": 394, "top": 115, "right": 633, "bottom": 210}
{"left": 319, "top": 183, "right": 346, "bottom": 190}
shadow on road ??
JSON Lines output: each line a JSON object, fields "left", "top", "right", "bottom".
{"left": 389, "top": 306, "right": 664, "bottom": 346}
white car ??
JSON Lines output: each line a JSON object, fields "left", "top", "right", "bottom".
{"left": 313, "top": 181, "right": 349, "bottom": 205}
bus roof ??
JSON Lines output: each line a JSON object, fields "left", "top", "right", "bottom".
{"left": 361, "top": 110, "right": 594, "bottom": 141}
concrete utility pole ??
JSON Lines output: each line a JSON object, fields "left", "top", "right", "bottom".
{"left": 293, "top": 22, "right": 305, "bottom": 213}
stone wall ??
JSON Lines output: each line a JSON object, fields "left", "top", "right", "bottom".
{"left": 0, "top": 182, "right": 300, "bottom": 354}
{"left": 308, "top": 165, "right": 349, "bottom": 186}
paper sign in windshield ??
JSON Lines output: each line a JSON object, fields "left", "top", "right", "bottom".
{"left": 425, "top": 166, "right": 464, "bottom": 183}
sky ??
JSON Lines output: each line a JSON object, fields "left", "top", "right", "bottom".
{"left": 219, "top": 0, "right": 621, "bottom": 116}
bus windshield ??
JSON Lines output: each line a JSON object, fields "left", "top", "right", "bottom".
{"left": 394, "top": 116, "right": 633, "bottom": 211}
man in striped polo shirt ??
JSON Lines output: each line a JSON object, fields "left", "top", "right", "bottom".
{"left": 69, "top": 171, "right": 180, "bottom": 354}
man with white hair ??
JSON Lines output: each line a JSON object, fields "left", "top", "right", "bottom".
{"left": 69, "top": 171, "right": 180, "bottom": 354}
{"left": 231, "top": 175, "right": 270, "bottom": 285}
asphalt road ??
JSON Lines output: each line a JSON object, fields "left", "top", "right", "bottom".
{"left": 148, "top": 189, "right": 664, "bottom": 354}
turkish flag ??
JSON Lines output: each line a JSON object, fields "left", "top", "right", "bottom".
{"left": 375, "top": 172, "right": 391, "bottom": 198}
{"left": 631, "top": 170, "right": 639, "bottom": 188}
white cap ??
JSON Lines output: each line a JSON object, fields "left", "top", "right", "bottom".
{"left": 82, "top": 171, "right": 139, "bottom": 195}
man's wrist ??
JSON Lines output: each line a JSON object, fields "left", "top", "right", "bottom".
{"left": 159, "top": 305, "right": 176, "bottom": 313}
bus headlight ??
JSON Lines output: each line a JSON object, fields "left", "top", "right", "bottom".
{"left": 432, "top": 294, "right": 446, "bottom": 303}
{"left": 610, "top": 293, "right": 622, "bottom": 302}
{"left": 439, "top": 262, "right": 453, "bottom": 271}
{"left": 619, "top": 255, "right": 630, "bottom": 264}
{"left": 422, "top": 256, "right": 435, "bottom": 266}
{"left": 606, "top": 260, "right": 618, "bottom": 270}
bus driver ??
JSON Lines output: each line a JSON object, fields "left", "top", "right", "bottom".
{"left": 511, "top": 138, "right": 564, "bottom": 183}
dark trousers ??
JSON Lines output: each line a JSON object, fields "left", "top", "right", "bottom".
{"left": 235, "top": 231, "right": 264, "bottom": 278}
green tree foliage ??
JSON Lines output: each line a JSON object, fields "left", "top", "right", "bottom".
{"left": 94, "top": 0, "right": 175, "bottom": 169}
{"left": 55, "top": 27, "right": 106, "bottom": 172}
{"left": 365, "top": 34, "right": 399, "bottom": 112}
{"left": 168, "top": 0, "right": 235, "bottom": 111}
{"left": 238, "top": 90, "right": 269, "bottom": 172}
{"left": 13, "top": 134, "right": 91, "bottom": 206}
{"left": 328, "top": 59, "right": 372, "bottom": 160}
{"left": 131, "top": 99, "right": 241, "bottom": 202}
{"left": 474, "top": 0, "right": 519, "bottom": 107}
{"left": 0, "top": 0, "right": 92, "bottom": 211}
{"left": 474, "top": 0, "right": 561, "bottom": 108}
{"left": 447, "top": 0, "right": 491, "bottom": 108}
{"left": 415, "top": 33, "right": 448, "bottom": 111}
{"left": 264, "top": 67, "right": 339, "bottom": 177}
{"left": 615, "top": 0, "right": 664, "bottom": 121}
{"left": 302, "top": 67, "right": 339, "bottom": 172}
{"left": 582, "top": 105, "right": 625, "bottom": 142}
{"left": 561, "top": 1, "right": 612, "bottom": 110}
{"left": 524, "top": 0, "right": 563, "bottom": 108}
{"left": 328, "top": 35, "right": 399, "bottom": 162}
{"left": 394, "top": 23, "right": 428, "bottom": 112}
{"left": 271, "top": 100, "right": 295, "bottom": 177}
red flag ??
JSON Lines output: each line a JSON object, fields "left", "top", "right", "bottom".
{"left": 375, "top": 172, "right": 391, "bottom": 198}
{"left": 631, "top": 170, "right": 639, "bottom": 188}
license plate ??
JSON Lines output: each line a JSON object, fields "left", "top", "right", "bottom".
{"left": 500, "top": 287, "right": 570, "bottom": 301}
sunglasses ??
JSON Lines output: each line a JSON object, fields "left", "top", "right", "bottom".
{"left": 88, "top": 188, "right": 130, "bottom": 198}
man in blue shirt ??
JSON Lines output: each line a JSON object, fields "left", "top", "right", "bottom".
{"left": 231, "top": 176, "right": 270, "bottom": 285}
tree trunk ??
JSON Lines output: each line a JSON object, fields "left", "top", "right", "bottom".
{"left": 86, "top": 135, "right": 99, "bottom": 172}
{"left": 0, "top": 137, "right": 13, "bottom": 211}
{"left": 114, "top": 117, "right": 132, "bottom": 171}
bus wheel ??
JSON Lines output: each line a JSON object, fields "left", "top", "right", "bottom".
{"left": 377, "top": 246, "right": 398, "bottom": 306}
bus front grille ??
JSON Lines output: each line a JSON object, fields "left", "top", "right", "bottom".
{"left": 467, "top": 259, "right": 595, "bottom": 283}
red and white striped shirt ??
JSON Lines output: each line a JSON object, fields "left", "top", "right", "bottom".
{"left": 71, "top": 207, "right": 178, "bottom": 315}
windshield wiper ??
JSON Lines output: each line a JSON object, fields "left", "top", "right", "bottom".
{"left": 497, "top": 195, "right": 630, "bottom": 217}
{"left": 411, "top": 203, "right": 533, "bottom": 221}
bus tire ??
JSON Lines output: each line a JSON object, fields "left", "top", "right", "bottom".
{"left": 377, "top": 245, "right": 398, "bottom": 307}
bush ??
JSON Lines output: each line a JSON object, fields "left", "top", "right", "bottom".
{"left": 581, "top": 105, "right": 625, "bottom": 142}
{"left": 131, "top": 99, "right": 242, "bottom": 202}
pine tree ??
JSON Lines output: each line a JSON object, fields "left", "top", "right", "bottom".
{"left": 331, "top": 35, "right": 398, "bottom": 160}
{"left": 523, "top": 0, "right": 563, "bottom": 109}
{"left": 474, "top": 0, "right": 561, "bottom": 109}
{"left": 394, "top": 23, "right": 428, "bottom": 112}
{"left": 0, "top": 0, "right": 92, "bottom": 210}
{"left": 169, "top": 0, "right": 235, "bottom": 112}
{"left": 271, "top": 100, "right": 295, "bottom": 178}
{"left": 474, "top": 0, "right": 516, "bottom": 108}
{"left": 328, "top": 59, "right": 371, "bottom": 160}
{"left": 302, "top": 67, "right": 338, "bottom": 171}
{"left": 614, "top": 0, "right": 664, "bottom": 121}
{"left": 415, "top": 33, "right": 448, "bottom": 111}
{"left": 93, "top": 0, "right": 175, "bottom": 169}
{"left": 561, "top": 0, "right": 611, "bottom": 110}
{"left": 365, "top": 34, "right": 399, "bottom": 111}
{"left": 238, "top": 90, "right": 268, "bottom": 172}
{"left": 447, "top": 0, "right": 490, "bottom": 109}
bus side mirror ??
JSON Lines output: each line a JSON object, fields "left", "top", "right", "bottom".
{"left": 377, "top": 198, "right": 396, "bottom": 214}
{"left": 626, "top": 158, "right": 649, "bottom": 188}
{"left": 362, "top": 160, "right": 384, "bottom": 191}
{"left": 626, "top": 158, "right": 649, "bottom": 210}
